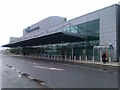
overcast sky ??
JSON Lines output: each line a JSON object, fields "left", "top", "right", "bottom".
{"left": 0, "top": 0, "right": 119, "bottom": 49}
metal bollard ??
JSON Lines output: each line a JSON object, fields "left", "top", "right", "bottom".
{"left": 79, "top": 56, "right": 81, "bottom": 61}
{"left": 47, "top": 55, "right": 49, "bottom": 59}
{"left": 53, "top": 55, "right": 55, "bottom": 60}
{"left": 57, "top": 55, "right": 58, "bottom": 60}
{"left": 109, "top": 57, "right": 111, "bottom": 64}
{"left": 74, "top": 56, "right": 76, "bottom": 61}
{"left": 51, "top": 55, "right": 52, "bottom": 60}
{"left": 69, "top": 56, "right": 71, "bottom": 61}
{"left": 53, "top": 55, "right": 54, "bottom": 60}
{"left": 65, "top": 55, "right": 67, "bottom": 61}
{"left": 44, "top": 55, "right": 46, "bottom": 59}
{"left": 100, "top": 57, "right": 102, "bottom": 63}
{"left": 92, "top": 56, "right": 94, "bottom": 62}
{"left": 86, "top": 56, "right": 87, "bottom": 61}
{"left": 61, "top": 55, "right": 62, "bottom": 60}
{"left": 54, "top": 55, "right": 56, "bottom": 60}
{"left": 43, "top": 55, "right": 45, "bottom": 59}
{"left": 58, "top": 55, "right": 61, "bottom": 60}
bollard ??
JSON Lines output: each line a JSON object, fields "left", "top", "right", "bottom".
{"left": 44, "top": 54, "right": 45, "bottom": 59}
{"left": 43, "top": 55, "right": 44, "bottom": 59}
{"left": 41, "top": 54, "right": 42, "bottom": 58}
{"left": 46, "top": 54, "right": 47, "bottom": 59}
{"left": 57, "top": 55, "right": 58, "bottom": 60}
{"left": 100, "top": 57, "right": 102, "bottom": 63}
{"left": 92, "top": 56, "right": 94, "bottom": 62}
{"left": 61, "top": 55, "right": 62, "bottom": 60}
{"left": 74, "top": 56, "right": 76, "bottom": 61}
{"left": 109, "top": 57, "right": 111, "bottom": 64}
{"left": 43, "top": 55, "right": 45, "bottom": 59}
{"left": 86, "top": 56, "right": 87, "bottom": 61}
{"left": 54, "top": 55, "right": 56, "bottom": 60}
{"left": 65, "top": 55, "right": 67, "bottom": 61}
{"left": 58, "top": 55, "right": 60, "bottom": 60}
{"left": 45, "top": 54, "right": 47, "bottom": 59}
{"left": 69, "top": 56, "right": 71, "bottom": 61}
{"left": 51, "top": 55, "right": 52, "bottom": 60}
{"left": 53, "top": 55, "right": 55, "bottom": 60}
{"left": 48, "top": 54, "right": 50, "bottom": 59}
{"left": 52, "top": 55, "right": 54, "bottom": 60}
{"left": 79, "top": 56, "right": 81, "bottom": 61}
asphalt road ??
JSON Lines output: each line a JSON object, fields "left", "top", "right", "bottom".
{"left": 1, "top": 55, "right": 46, "bottom": 89}
{"left": 2, "top": 55, "right": 119, "bottom": 88}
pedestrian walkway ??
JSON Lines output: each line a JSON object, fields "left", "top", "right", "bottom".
{"left": 75, "top": 60, "right": 119, "bottom": 67}
{"left": 8, "top": 54, "right": 120, "bottom": 67}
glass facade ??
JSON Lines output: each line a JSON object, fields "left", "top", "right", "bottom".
{"left": 11, "top": 19, "right": 100, "bottom": 60}
{"left": 64, "top": 19, "right": 99, "bottom": 38}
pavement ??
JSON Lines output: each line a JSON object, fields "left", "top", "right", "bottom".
{"left": 11, "top": 54, "right": 120, "bottom": 67}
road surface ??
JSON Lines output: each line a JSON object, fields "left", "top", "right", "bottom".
{"left": 1, "top": 55, "right": 119, "bottom": 88}
{"left": 0, "top": 55, "right": 46, "bottom": 89}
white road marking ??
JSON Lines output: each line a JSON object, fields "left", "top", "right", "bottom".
{"left": 33, "top": 63, "right": 39, "bottom": 65}
{"left": 34, "top": 65, "right": 64, "bottom": 71}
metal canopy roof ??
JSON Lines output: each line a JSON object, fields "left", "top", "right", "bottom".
{"left": 2, "top": 32, "right": 86, "bottom": 47}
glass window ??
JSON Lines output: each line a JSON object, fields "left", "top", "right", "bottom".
{"left": 63, "top": 19, "right": 99, "bottom": 41}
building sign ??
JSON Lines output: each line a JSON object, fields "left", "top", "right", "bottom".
{"left": 26, "top": 26, "right": 39, "bottom": 33}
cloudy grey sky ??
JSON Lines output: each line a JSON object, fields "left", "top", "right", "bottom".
{"left": 0, "top": 0, "right": 119, "bottom": 48}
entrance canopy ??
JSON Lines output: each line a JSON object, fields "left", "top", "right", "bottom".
{"left": 2, "top": 31, "right": 86, "bottom": 47}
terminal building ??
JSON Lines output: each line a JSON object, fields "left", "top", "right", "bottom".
{"left": 3, "top": 4, "right": 120, "bottom": 61}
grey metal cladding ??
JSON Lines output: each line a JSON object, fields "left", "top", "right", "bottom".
{"left": 99, "top": 5, "right": 117, "bottom": 60}
{"left": 100, "top": 5, "right": 117, "bottom": 47}
{"left": 116, "top": 4, "right": 120, "bottom": 61}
